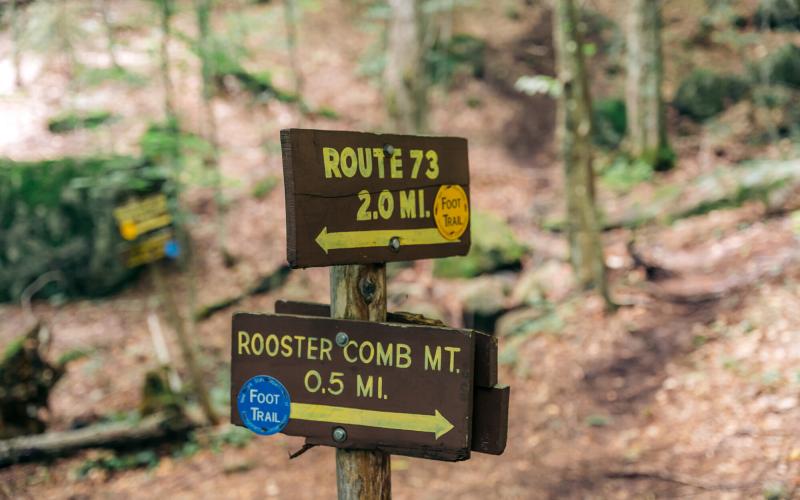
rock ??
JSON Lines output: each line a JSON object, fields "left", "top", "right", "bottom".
{"left": 495, "top": 306, "right": 564, "bottom": 339}
{"left": 673, "top": 69, "right": 750, "bottom": 122}
{"left": 459, "top": 274, "right": 516, "bottom": 334}
{"left": 434, "top": 211, "right": 526, "bottom": 278}
{"left": 510, "top": 260, "right": 575, "bottom": 306}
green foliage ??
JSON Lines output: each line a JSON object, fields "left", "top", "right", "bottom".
{"left": 75, "top": 450, "right": 159, "bottom": 478}
{"left": 592, "top": 98, "right": 627, "bottom": 149}
{"left": 0, "top": 155, "right": 172, "bottom": 302}
{"left": 433, "top": 211, "right": 526, "bottom": 278}
{"left": 673, "top": 69, "right": 750, "bottom": 121}
{"left": 752, "top": 44, "right": 800, "bottom": 88}
{"left": 425, "top": 34, "right": 486, "bottom": 86}
{"left": 47, "top": 110, "right": 116, "bottom": 134}
{"left": 75, "top": 66, "right": 148, "bottom": 88}
{"left": 754, "top": 0, "right": 800, "bottom": 30}
{"left": 228, "top": 70, "right": 299, "bottom": 102}
{"left": 585, "top": 414, "right": 611, "bottom": 427}
{"left": 251, "top": 176, "right": 278, "bottom": 199}
{"left": 600, "top": 156, "right": 654, "bottom": 192}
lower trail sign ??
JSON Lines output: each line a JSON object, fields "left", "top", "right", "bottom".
{"left": 231, "top": 312, "right": 476, "bottom": 461}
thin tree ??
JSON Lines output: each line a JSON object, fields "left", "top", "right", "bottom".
{"left": 283, "top": 0, "right": 304, "bottom": 104}
{"left": 625, "top": 0, "right": 671, "bottom": 169}
{"left": 10, "top": 0, "right": 24, "bottom": 89}
{"left": 193, "top": 0, "right": 231, "bottom": 264}
{"left": 150, "top": 0, "right": 219, "bottom": 426}
{"left": 553, "top": 0, "right": 613, "bottom": 308}
{"left": 385, "top": 0, "right": 427, "bottom": 133}
{"left": 155, "top": 0, "right": 176, "bottom": 121}
{"left": 99, "top": 0, "right": 120, "bottom": 69}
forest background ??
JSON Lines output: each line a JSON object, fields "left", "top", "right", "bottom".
{"left": 2, "top": 0, "right": 800, "bottom": 498}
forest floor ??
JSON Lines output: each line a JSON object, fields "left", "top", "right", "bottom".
{"left": 2, "top": 0, "right": 800, "bottom": 498}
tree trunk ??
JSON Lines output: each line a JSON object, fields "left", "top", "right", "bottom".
{"left": 151, "top": 266, "right": 219, "bottom": 425}
{"left": 99, "top": 0, "right": 120, "bottom": 68}
{"left": 331, "top": 265, "right": 391, "bottom": 500}
{"left": 553, "top": 0, "right": 613, "bottom": 308}
{"left": 157, "top": 0, "right": 176, "bottom": 121}
{"left": 194, "top": 0, "right": 230, "bottom": 264}
{"left": 625, "top": 0, "right": 670, "bottom": 169}
{"left": 283, "top": 0, "right": 304, "bottom": 104}
{"left": 10, "top": 0, "right": 23, "bottom": 89}
{"left": 385, "top": 0, "right": 427, "bottom": 134}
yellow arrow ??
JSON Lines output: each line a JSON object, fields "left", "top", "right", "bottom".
{"left": 315, "top": 227, "right": 459, "bottom": 254}
{"left": 290, "top": 402, "right": 454, "bottom": 439}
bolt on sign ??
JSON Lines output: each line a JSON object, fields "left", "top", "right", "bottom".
{"left": 112, "top": 193, "right": 180, "bottom": 268}
{"left": 280, "top": 129, "right": 471, "bottom": 268}
{"left": 231, "top": 313, "right": 476, "bottom": 461}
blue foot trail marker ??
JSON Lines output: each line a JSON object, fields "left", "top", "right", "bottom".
{"left": 237, "top": 375, "right": 291, "bottom": 436}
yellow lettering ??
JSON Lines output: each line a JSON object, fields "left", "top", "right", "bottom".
{"left": 359, "top": 341, "right": 375, "bottom": 364}
{"left": 344, "top": 340, "right": 358, "bottom": 363}
{"left": 390, "top": 148, "right": 403, "bottom": 179}
{"left": 357, "top": 148, "right": 373, "bottom": 177}
{"left": 341, "top": 147, "right": 357, "bottom": 177}
{"left": 280, "top": 335, "right": 293, "bottom": 357}
{"left": 266, "top": 334, "right": 279, "bottom": 357}
{"left": 445, "top": 346, "right": 461, "bottom": 372}
{"left": 238, "top": 331, "right": 251, "bottom": 355}
{"left": 396, "top": 343, "right": 411, "bottom": 368}
{"left": 323, "top": 147, "right": 341, "bottom": 178}
{"left": 424, "top": 345, "right": 441, "bottom": 371}
{"left": 320, "top": 338, "right": 332, "bottom": 361}
{"left": 293, "top": 335, "right": 306, "bottom": 358}
{"left": 307, "top": 337, "right": 318, "bottom": 360}
{"left": 251, "top": 332, "right": 264, "bottom": 355}
{"left": 399, "top": 190, "right": 416, "bottom": 219}
{"left": 376, "top": 342, "right": 393, "bottom": 366}
{"left": 357, "top": 374, "right": 373, "bottom": 398}
{"left": 372, "top": 148, "right": 385, "bottom": 178}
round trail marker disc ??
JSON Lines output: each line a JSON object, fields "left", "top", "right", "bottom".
{"left": 237, "top": 375, "right": 291, "bottom": 436}
{"left": 433, "top": 185, "right": 469, "bottom": 241}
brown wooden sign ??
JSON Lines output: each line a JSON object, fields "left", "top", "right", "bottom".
{"left": 274, "top": 300, "right": 509, "bottom": 456}
{"left": 231, "top": 312, "right": 476, "bottom": 461}
{"left": 280, "top": 129, "right": 471, "bottom": 268}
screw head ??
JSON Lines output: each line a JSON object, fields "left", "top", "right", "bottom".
{"left": 335, "top": 331, "right": 349, "bottom": 347}
{"left": 383, "top": 144, "right": 394, "bottom": 156}
{"left": 332, "top": 426, "right": 347, "bottom": 442}
{"left": 389, "top": 236, "right": 401, "bottom": 252}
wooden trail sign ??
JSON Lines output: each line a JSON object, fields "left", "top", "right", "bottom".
{"left": 112, "top": 192, "right": 179, "bottom": 268}
{"left": 231, "top": 312, "right": 476, "bottom": 461}
{"left": 281, "top": 129, "right": 471, "bottom": 268}
{"left": 274, "top": 300, "right": 509, "bottom": 456}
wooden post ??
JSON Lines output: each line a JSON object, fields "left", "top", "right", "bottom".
{"left": 330, "top": 264, "right": 391, "bottom": 500}
{"left": 151, "top": 265, "right": 219, "bottom": 425}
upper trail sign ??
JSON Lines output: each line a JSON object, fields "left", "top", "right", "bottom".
{"left": 281, "top": 129, "right": 471, "bottom": 268}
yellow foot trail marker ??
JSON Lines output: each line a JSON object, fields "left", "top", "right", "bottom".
{"left": 315, "top": 227, "right": 459, "bottom": 254}
{"left": 291, "top": 403, "right": 454, "bottom": 439}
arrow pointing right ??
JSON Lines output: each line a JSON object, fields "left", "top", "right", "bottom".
{"left": 291, "top": 402, "right": 455, "bottom": 439}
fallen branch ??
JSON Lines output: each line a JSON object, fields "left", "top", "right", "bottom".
{"left": 0, "top": 411, "right": 196, "bottom": 468}
{"left": 605, "top": 469, "right": 755, "bottom": 492}
{"left": 194, "top": 265, "right": 292, "bottom": 321}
